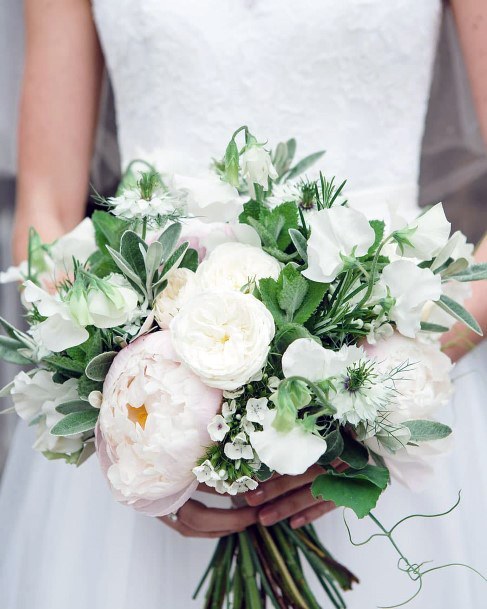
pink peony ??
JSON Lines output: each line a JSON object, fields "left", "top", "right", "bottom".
{"left": 96, "top": 331, "right": 222, "bottom": 516}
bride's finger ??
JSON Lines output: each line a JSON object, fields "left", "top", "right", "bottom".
{"left": 158, "top": 515, "right": 235, "bottom": 539}
{"left": 258, "top": 484, "right": 326, "bottom": 526}
{"left": 177, "top": 499, "right": 258, "bottom": 533}
{"left": 245, "top": 464, "right": 323, "bottom": 506}
{"left": 289, "top": 500, "right": 336, "bottom": 529}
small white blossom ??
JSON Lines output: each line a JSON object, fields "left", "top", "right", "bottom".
{"left": 240, "top": 415, "right": 255, "bottom": 434}
{"left": 224, "top": 432, "right": 254, "bottom": 460}
{"left": 207, "top": 415, "right": 230, "bottom": 441}
{"left": 193, "top": 460, "right": 220, "bottom": 484}
{"left": 109, "top": 188, "right": 174, "bottom": 221}
{"left": 223, "top": 389, "right": 245, "bottom": 400}
{"left": 366, "top": 321, "right": 394, "bottom": 345}
{"left": 246, "top": 397, "right": 270, "bottom": 423}
{"left": 225, "top": 476, "right": 259, "bottom": 495}
{"left": 266, "top": 182, "right": 302, "bottom": 208}
{"left": 222, "top": 400, "right": 237, "bottom": 420}
{"left": 267, "top": 376, "right": 281, "bottom": 390}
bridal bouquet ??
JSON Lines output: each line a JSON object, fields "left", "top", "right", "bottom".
{"left": 1, "top": 126, "right": 485, "bottom": 608}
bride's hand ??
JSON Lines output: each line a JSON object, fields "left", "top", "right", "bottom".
{"left": 158, "top": 499, "right": 258, "bottom": 539}
{"left": 245, "top": 461, "right": 346, "bottom": 529}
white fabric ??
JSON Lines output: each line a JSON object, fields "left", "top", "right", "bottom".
{"left": 2, "top": 1, "right": 487, "bottom": 608}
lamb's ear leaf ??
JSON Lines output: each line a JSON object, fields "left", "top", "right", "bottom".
{"left": 120, "top": 230, "right": 147, "bottom": 284}
{"left": 85, "top": 351, "right": 118, "bottom": 382}
{"left": 50, "top": 409, "right": 99, "bottom": 436}
{"left": 437, "top": 295, "right": 482, "bottom": 336}
{"left": 403, "top": 420, "right": 452, "bottom": 442}
{"left": 286, "top": 151, "right": 325, "bottom": 180}
{"left": 55, "top": 400, "right": 95, "bottom": 415}
{"left": 157, "top": 223, "right": 182, "bottom": 259}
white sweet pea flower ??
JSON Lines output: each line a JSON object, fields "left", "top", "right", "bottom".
{"left": 282, "top": 338, "right": 365, "bottom": 382}
{"left": 380, "top": 260, "right": 442, "bottom": 338}
{"left": 153, "top": 268, "right": 197, "bottom": 329}
{"left": 0, "top": 261, "right": 28, "bottom": 284}
{"left": 11, "top": 370, "right": 83, "bottom": 455}
{"left": 23, "top": 281, "right": 89, "bottom": 352}
{"left": 195, "top": 242, "right": 281, "bottom": 293}
{"left": 172, "top": 174, "right": 242, "bottom": 223}
{"left": 50, "top": 218, "right": 97, "bottom": 270}
{"left": 241, "top": 145, "right": 278, "bottom": 196}
{"left": 225, "top": 476, "right": 259, "bottom": 495}
{"left": 249, "top": 408, "right": 327, "bottom": 475}
{"left": 207, "top": 414, "right": 230, "bottom": 441}
{"left": 246, "top": 397, "right": 270, "bottom": 423}
{"left": 430, "top": 230, "right": 474, "bottom": 271}
{"left": 170, "top": 290, "right": 275, "bottom": 390}
{"left": 224, "top": 432, "right": 254, "bottom": 460}
{"left": 86, "top": 274, "right": 139, "bottom": 328}
{"left": 303, "top": 206, "right": 376, "bottom": 283}
{"left": 392, "top": 203, "right": 451, "bottom": 260}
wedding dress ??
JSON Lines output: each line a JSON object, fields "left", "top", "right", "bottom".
{"left": 1, "top": 1, "right": 486, "bottom": 607}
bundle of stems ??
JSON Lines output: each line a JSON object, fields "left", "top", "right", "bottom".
{"left": 194, "top": 522, "right": 358, "bottom": 609}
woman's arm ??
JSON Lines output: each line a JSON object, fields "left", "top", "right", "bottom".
{"left": 439, "top": 0, "right": 487, "bottom": 361}
{"left": 13, "top": 0, "right": 103, "bottom": 263}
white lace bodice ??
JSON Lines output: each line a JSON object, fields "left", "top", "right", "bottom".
{"left": 93, "top": 0, "right": 441, "bottom": 217}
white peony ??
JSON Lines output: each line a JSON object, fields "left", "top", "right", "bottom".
{"left": 240, "top": 145, "right": 278, "bottom": 195}
{"left": 363, "top": 333, "right": 453, "bottom": 488}
{"left": 153, "top": 268, "right": 197, "bottom": 329}
{"left": 96, "top": 331, "right": 222, "bottom": 516}
{"left": 11, "top": 370, "right": 83, "bottom": 454}
{"left": 380, "top": 260, "right": 442, "bottom": 338}
{"left": 303, "top": 206, "right": 376, "bottom": 283}
{"left": 249, "top": 408, "right": 327, "bottom": 475}
{"left": 195, "top": 242, "right": 282, "bottom": 292}
{"left": 392, "top": 203, "right": 451, "bottom": 260}
{"left": 170, "top": 289, "right": 275, "bottom": 390}
{"left": 172, "top": 174, "right": 242, "bottom": 223}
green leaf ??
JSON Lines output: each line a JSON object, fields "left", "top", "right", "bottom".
{"left": 255, "top": 463, "right": 273, "bottom": 482}
{"left": 340, "top": 435, "right": 369, "bottom": 469}
{"left": 120, "top": 230, "right": 147, "bottom": 283}
{"left": 403, "top": 420, "right": 452, "bottom": 442}
{"left": 273, "top": 323, "right": 319, "bottom": 353}
{"left": 368, "top": 220, "right": 385, "bottom": 254}
{"left": 437, "top": 294, "right": 482, "bottom": 336}
{"left": 106, "top": 246, "right": 145, "bottom": 291}
{"left": 277, "top": 264, "right": 309, "bottom": 320}
{"left": 76, "top": 440, "right": 97, "bottom": 467}
{"left": 247, "top": 217, "right": 278, "bottom": 249}
{"left": 159, "top": 241, "right": 189, "bottom": 281}
{"left": 77, "top": 375, "right": 103, "bottom": 399}
{"left": 288, "top": 228, "right": 308, "bottom": 262}
{"left": 262, "top": 247, "right": 297, "bottom": 263}
{"left": 287, "top": 151, "right": 325, "bottom": 180}
{"left": 145, "top": 240, "right": 164, "bottom": 291}
{"left": 55, "top": 400, "right": 95, "bottom": 415}
{"left": 258, "top": 278, "right": 286, "bottom": 326}
{"left": 85, "top": 351, "right": 117, "bottom": 382}
{"left": 42, "top": 449, "right": 83, "bottom": 465}
{"left": 88, "top": 251, "right": 120, "bottom": 278}
{"left": 50, "top": 409, "right": 99, "bottom": 436}
{"left": 44, "top": 355, "right": 85, "bottom": 376}
{"left": 312, "top": 473, "right": 383, "bottom": 519}
{"left": 239, "top": 200, "right": 266, "bottom": 225}
{"left": 420, "top": 322, "right": 449, "bottom": 333}
{"left": 330, "top": 464, "right": 390, "bottom": 490}
{"left": 179, "top": 248, "right": 199, "bottom": 272}
{"left": 91, "top": 210, "right": 131, "bottom": 253}
{"left": 448, "top": 263, "right": 487, "bottom": 282}
{"left": 157, "top": 223, "right": 182, "bottom": 259}
{"left": 224, "top": 138, "right": 240, "bottom": 187}
{"left": 0, "top": 379, "right": 15, "bottom": 398}
{"left": 0, "top": 316, "right": 24, "bottom": 340}
{"left": 269, "top": 202, "right": 299, "bottom": 250}
{"left": 293, "top": 280, "right": 327, "bottom": 324}
{"left": 318, "top": 429, "right": 344, "bottom": 466}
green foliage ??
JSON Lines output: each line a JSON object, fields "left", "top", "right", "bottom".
{"left": 437, "top": 294, "right": 482, "bottom": 336}
{"left": 420, "top": 322, "right": 450, "bottom": 333}
{"left": 77, "top": 375, "right": 103, "bottom": 399}
{"left": 120, "top": 230, "right": 148, "bottom": 282}
{"left": 44, "top": 355, "right": 85, "bottom": 376}
{"left": 180, "top": 248, "right": 199, "bottom": 272}
{"left": 91, "top": 210, "right": 131, "bottom": 254}
{"left": 447, "top": 262, "right": 487, "bottom": 282}
{"left": 272, "top": 138, "right": 297, "bottom": 177}
{"left": 50, "top": 409, "right": 99, "bottom": 436}
{"left": 317, "top": 428, "right": 344, "bottom": 466}
{"left": 277, "top": 265, "right": 308, "bottom": 320}
{"left": 288, "top": 228, "right": 308, "bottom": 263}
{"left": 0, "top": 336, "right": 32, "bottom": 365}
{"left": 368, "top": 220, "right": 385, "bottom": 255}
{"left": 224, "top": 138, "right": 240, "bottom": 187}
{"left": 403, "top": 420, "right": 452, "bottom": 442}
{"left": 273, "top": 323, "right": 319, "bottom": 354}
{"left": 312, "top": 464, "right": 389, "bottom": 519}
{"left": 340, "top": 435, "right": 369, "bottom": 469}
{"left": 85, "top": 351, "right": 117, "bottom": 382}
{"left": 240, "top": 201, "right": 299, "bottom": 251}
{"left": 293, "top": 281, "right": 328, "bottom": 324}
{"left": 55, "top": 400, "right": 94, "bottom": 415}
{"left": 286, "top": 151, "right": 325, "bottom": 181}
{"left": 157, "top": 222, "right": 182, "bottom": 258}
{"left": 258, "top": 278, "right": 286, "bottom": 326}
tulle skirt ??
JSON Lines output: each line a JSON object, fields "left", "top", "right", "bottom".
{"left": 1, "top": 341, "right": 486, "bottom": 609}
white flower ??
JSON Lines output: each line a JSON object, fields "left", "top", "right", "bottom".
{"left": 23, "top": 281, "right": 89, "bottom": 352}
{"left": 241, "top": 145, "right": 278, "bottom": 195}
{"left": 0, "top": 261, "right": 28, "bottom": 284}
{"left": 88, "top": 390, "right": 103, "bottom": 409}
{"left": 172, "top": 174, "right": 242, "bottom": 223}
{"left": 393, "top": 203, "right": 451, "bottom": 260}
{"left": 85, "top": 274, "right": 139, "bottom": 329}
{"left": 195, "top": 242, "right": 281, "bottom": 292}
{"left": 267, "top": 376, "right": 281, "bottom": 390}
{"left": 266, "top": 182, "right": 303, "bottom": 208}
{"left": 225, "top": 476, "right": 259, "bottom": 495}
{"left": 240, "top": 415, "right": 255, "bottom": 434}
{"left": 153, "top": 268, "right": 197, "bottom": 329}
{"left": 207, "top": 414, "right": 230, "bottom": 441}
{"left": 246, "top": 397, "right": 270, "bottom": 423}
{"left": 366, "top": 320, "right": 394, "bottom": 345}
{"left": 50, "top": 218, "right": 97, "bottom": 270}
{"left": 303, "top": 206, "right": 376, "bottom": 283}
{"left": 222, "top": 400, "right": 237, "bottom": 420}
{"left": 249, "top": 408, "right": 327, "bottom": 475}
{"left": 170, "top": 289, "right": 275, "bottom": 390}
{"left": 430, "top": 230, "right": 474, "bottom": 271}
{"left": 193, "top": 460, "right": 220, "bottom": 484}
{"left": 380, "top": 260, "right": 442, "bottom": 338}
{"left": 109, "top": 188, "right": 174, "bottom": 221}
{"left": 224, "top": 432, "right": 254, "bottom": 460}
{"left": 333, "top": 373, "right": 394, "bottom": 426}
{"left": 282, "top": 338, "right": 365, "bottom": 382}
{"left": 97, "top": 331, "right": 223, "bottom": 516}
{"left": 11, "top": 370, "right": 83, "bottom": 454}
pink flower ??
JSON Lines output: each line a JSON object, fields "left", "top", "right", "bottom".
{"left": 96, "top": 331, "right": 222, "bottom": 516}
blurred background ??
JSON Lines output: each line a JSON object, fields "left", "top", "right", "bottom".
{"left": 0, "top": 6, "right": 486, "bottom": 476}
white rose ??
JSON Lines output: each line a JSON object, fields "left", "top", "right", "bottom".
{"left": 172, "top": 174, "right": 242, "bottom": 223}
{"left": 170, "top": 289, "right": 275, "bottom": 390}
{"left": 303, "top": 206, "right": 376, "bottom": 283}
{"left": 153, "top": 268, "right": 197, "bottom": 329}
{"left": 248, "top": 408, "right": 327, "bottom": 475}
{"left": 363, "top": 334, "right": 453, "bottom": 488}
{"left": 380, "top": 260, "right": 442, "bottom": 338}
{"left": 392, "top": 203, "right": 451, "bottom": 260}
{"left": 11, "top": 370, "right": 83, "bottom": 455}
{"left": 97, "top": 331, "right": 223, "bottom": 516}
{"left": 195, "top": 242, "right": 282, "bottom": 292}
{"left": 241, "top": 145, "right": 278, "bottom": 195}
